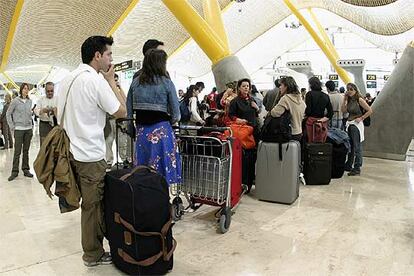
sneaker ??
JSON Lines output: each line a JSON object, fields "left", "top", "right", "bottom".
{"left": 83, "top": 252, "right": 112, "bottom": 267}
{"left": 23, "top": 170, "right": 33, "bottom": 178}
{"left": 347, "top": 170, "right": 360, "bottom": 176}
{"left": 299, "top": 173, "right": 306, "bottom": 185}
{"left": 8, "top": 174, "right": 18, "bottom": 181}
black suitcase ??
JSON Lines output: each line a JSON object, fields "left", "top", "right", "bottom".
{"left": 105, "top": 166, "right": 176, "bottom": 275}
{"left": 304, "top": 143, "right": 332, "bottom": 185}
{"left": 326, "top": 137, "right": 347, "bottom": 178}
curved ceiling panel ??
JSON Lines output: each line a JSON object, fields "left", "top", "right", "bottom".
{"left": 0, "top": 0, "right": 18, "bottom": 67}
{"left": 6, "top": 0, "right": 134, "bottom": 71}
{"left": 300, "top": 0, "right": 414, "bottom": 35}
{"left": 111, "top": 0, "right": 231, "bottom": 64}
{"left": 168, "top": 7, "right": 413, "bottom": 78}
{"left": 340, "top": 0, "right": 398, "bottom": 6}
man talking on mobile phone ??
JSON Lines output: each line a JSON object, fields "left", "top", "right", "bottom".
{"left": 56, "top": 36, "right": 126, "bottom": 267}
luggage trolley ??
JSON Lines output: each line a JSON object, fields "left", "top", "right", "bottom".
{"left": 171, "top": 125, "right": 245, "bottom": 233}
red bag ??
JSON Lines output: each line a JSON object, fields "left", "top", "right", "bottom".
{"left": 229, "top": 124, "right": 256, "bottom": 149}
{"left": 306, "top": 117, "right": 328, "bottom": 143}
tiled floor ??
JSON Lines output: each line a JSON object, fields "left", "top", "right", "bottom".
{"left": 0, "top": 130, "right": 413, "bottom": 275}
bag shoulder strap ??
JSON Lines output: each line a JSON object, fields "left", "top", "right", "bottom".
{"left": 60, "top": 71, "right": 86, "bottom": 128}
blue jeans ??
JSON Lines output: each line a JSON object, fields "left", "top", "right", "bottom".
{"left": 346, "top": 125, "right": 362, "bottom": 171}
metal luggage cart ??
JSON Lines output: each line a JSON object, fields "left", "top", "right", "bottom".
{"left": 171, "top": 125, "right": 244, "bottom": 233}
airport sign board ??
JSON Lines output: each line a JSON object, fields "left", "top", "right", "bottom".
{"left": 114, "top": 60, "right": 133, "bottom": 72}
{"left": 329, "top": 74, "right": 338, "bottom": 80}
{"left": 366, "top": 74, "right": 377, "bottom": 81}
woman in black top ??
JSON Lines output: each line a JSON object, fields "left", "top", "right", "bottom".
{"left": 304, "top": 77, "right": 333, "bottom": 142}
{"left": 228, "top": 78, "right": 259, "bottom": 193}
{"left": 305, "top": 76, "right": 333, "bottom": 120}
{"left": 228, "top": 79, "right": 259, "bottom": 128}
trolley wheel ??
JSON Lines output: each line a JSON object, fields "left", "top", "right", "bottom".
{"left": 219, "top": 207, "right": 232, "bottom": 234}
{"left": 172, "top": 197, "right": 184, "bottom": 221}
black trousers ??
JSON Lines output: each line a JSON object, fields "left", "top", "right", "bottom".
{"left": 12, "top": 129, "right": 33, "bottom": 173}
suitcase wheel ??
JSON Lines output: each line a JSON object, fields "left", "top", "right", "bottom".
{"left": 172, "top": 197, "right": 184, "bottom": 221}
{"left": 219, "top": 207, "right": 232, "bottom": 234}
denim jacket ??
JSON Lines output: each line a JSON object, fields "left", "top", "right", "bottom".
{"left": 126, "top": 76, "right": 180, "bottom": 123}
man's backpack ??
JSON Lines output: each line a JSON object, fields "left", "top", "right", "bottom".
{"left": 179, "top": 100, "right": 191, "bottom": 122}
{"left": 260, "top": 111, "right": 292, "bottom": 143}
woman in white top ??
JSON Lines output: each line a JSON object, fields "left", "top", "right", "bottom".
{"left": 185, "top": 84, "right": 205, "bottom": 125}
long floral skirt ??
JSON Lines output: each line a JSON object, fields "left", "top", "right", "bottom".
{"left": 135, "top": 121, "right": 182, "bottom": 186}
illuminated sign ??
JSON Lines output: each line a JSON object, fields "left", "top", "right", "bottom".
{"left": 366, "top": 74, "right": 377, "bottom": 81}
{"left": 366, "top": 81, "right": 377, "bottom": 89}
{"left": 329, "top": 74, "right": 338, "bottom": 80}
{"left": 314, "top": 75, "right": 322, "bottom": 80}
{"left": 114, "top": 60, "right": 133, "bottom": 72}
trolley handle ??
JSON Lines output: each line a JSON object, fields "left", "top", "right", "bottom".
{"left": 173, "top": 125, "right": 230, "bottom": 132}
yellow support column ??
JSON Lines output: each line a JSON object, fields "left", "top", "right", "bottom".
{"left": 283, "top": 0, "right": 352, "bottom": 84}
{"left": 202, "top": 0, "right": 229, "bottom": 52}
{"left": 162, "top": 0, "right": 229, "bottom": 64}
{"left": 2, "top": 72, "right": 19, "bottom": 89}
{"left": 107, "top": 0, "right": 141, "bottom": 36}
{"left": 308, "top": 8, "right": 339, "bottom": 60}
{"left": 0, "top": 80, "right": 12, "bottom": 95}
{"left": 0, "top": 0, "right": 24, "bottom": 73}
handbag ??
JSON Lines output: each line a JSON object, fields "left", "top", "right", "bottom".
{"left": 229, "top": 124, "right": 256, "bottom": 149}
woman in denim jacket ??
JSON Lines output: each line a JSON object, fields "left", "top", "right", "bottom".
{"left": 126, "top": 49, "right": 181, "bottom": 186}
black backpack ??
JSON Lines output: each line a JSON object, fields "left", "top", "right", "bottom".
{"left": 179, "top": 100, "right": 191, "bottom": 122}
{"left": 260, "top": 111, "right": 292, "bottom": 143}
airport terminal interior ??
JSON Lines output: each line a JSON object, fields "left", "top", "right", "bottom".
{"left": 0, "top": 0, "right": 413, "bottom": 275}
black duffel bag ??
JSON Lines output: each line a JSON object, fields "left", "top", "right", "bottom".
{"left": 260, "top": 111, "right": 292, "bottom": 143}
{"left": 105, "top": 166, "right": 176, "bottom": 275}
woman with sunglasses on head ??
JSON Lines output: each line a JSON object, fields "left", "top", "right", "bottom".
{"left": 341, "top": 83, "right": 373, "bottom": 176}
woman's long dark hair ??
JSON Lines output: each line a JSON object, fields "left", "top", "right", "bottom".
{"left": 183, "top": 84, "right": 198, "bottom": 104}
{"left": 138, "top": 49, "right": 169, "bottom": 85}
{"left": 280, "top": 76, "right": 299, "bottom": 94}
{"left": 308, "top": 76, "right": 322, "bottom": 91}
{"left": 19, "top": 83, "right": 29, "bottom": 98}
{"left": 346, "top": 83, "right": 362, "bottom": 100}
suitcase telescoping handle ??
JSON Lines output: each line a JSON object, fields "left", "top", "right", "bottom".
{"left": 115, "top": 117, "right": 135, "bottom": 169}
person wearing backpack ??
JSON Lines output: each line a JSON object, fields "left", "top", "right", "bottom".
{"left": 270, "top": 76, "right": 306, "bottom": 142}
{"left": 341, "top": 83, "right": 372, "bottom": 176}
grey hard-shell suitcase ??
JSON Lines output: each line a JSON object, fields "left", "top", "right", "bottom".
{"left": 256, "top": 141, "right": 300, "bottom": 204}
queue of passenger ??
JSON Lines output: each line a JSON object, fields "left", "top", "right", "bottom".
{"left": 1, "top": 35, "right": 375, "bottom": 271}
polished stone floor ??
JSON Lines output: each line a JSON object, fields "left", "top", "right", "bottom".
{"left": 0, "top": 130, "right": 413, "bottom": 275}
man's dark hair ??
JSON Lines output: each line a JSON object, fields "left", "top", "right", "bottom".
{"left": 138, "top": 49, "right": 169, "bottom": 85}
{"left": 325, "top": 80, "right": 336, "bottom": 92}
{"left": 339, "top": 86, "right": 345, "bottom": 93}
{"left": 274, "top": 78, "right": 281, "bottom": 88}
{"left": 309, "top": 76, "right": 322, "bottom": 91}
{"left": 195, "top": 82, "right": 205, "bottom": 90}
{"left": 142, "top": 39, "right": 164, "bottom": 56}
{"left": 81, "top": 36, "right": 113, "bottom": 64}
{"left": 45, "top": 81, "right": 54, "bottom": 87}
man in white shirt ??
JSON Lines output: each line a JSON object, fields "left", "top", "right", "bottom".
{"left": 35, "top": 82, "right": 57, "bottom": 145}
{"left": 56, "top": 36, "right": 126, "bottom": 267}
{"left": 326, "top": 80, "right": 344, "bottom": 129}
